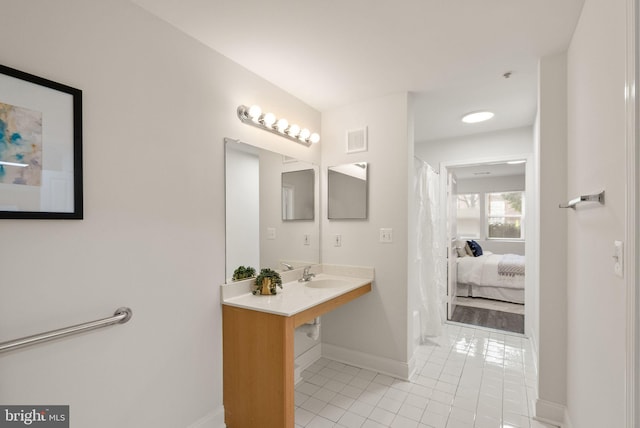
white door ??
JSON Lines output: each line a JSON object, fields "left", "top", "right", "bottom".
{"left": 446, "top": 171, "right": 458, "bottom": 320}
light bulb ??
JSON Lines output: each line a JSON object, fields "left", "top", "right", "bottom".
{"left": 276, "top": 118, "right": 289, "bottom": 133}
{"left": 309, "top": 133, "right": 320, "bottom": 144}
{"left": 288, "top": 124, "right": 300, "bottom": 137}
{"left": 299, "top": 128, "right": 311, "bottom": 141}
{"left": 248, "top": 105, "right": 262, "bottom": 122}
{"left": 262, "top": 112, "right": 276, "bottom": 127}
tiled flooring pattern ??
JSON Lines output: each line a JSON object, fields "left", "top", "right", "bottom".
{"left": 294, "top": 323, "right": 553, "bottom": 428}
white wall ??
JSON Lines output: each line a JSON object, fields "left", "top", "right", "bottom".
{"left": 0, "top": 1, "right": 319, "bottom": 427}
{"left": 565, "top": 0, "right": 628, "bottom": 425}
{"left": 320, "top": 93, "right": 413, "bottom": 378}
{"left": 535, "top": 52, "right": 569, "bottom": 423}
{"left": 456, "top": 175, "right": 526, "bottom": 194}
{"left": 415, "top": 126, "right": 533, "bottom": 168}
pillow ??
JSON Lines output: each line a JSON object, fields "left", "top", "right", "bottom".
{"left": 467, "top": 240, "right": 483, "bottom": 257}
{"left": 454, "top": 240, "right": 468, "bottom": 257}
{"left": 464, "top": 243, "right": 474, "bottom": 257}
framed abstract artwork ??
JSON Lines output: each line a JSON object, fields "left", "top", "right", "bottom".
{"left": 0, "top": 64, "right": 82, "bottom": 219}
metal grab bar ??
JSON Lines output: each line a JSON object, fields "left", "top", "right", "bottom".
{"left": 0, "top": 307, "right": 132, "bottom": 354}
{"left": 559, "top": 190, "right": 605, "bottom": 209}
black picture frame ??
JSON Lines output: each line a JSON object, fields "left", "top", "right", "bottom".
{"left": 0, "top": 64, "right": 82, "bottom": 219}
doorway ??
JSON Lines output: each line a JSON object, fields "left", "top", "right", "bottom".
{"left": 441, "top": 157, "right": 532, "bottom": 335}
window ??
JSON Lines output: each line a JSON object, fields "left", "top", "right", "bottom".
{"left": 456, "top": 193, "right": 481, "bottom": 238}
{"left": 455, "top": 191, "right": 525, "bottom": 241}
{"left": 486, "top": 192, "right": 524, "bottom": 239}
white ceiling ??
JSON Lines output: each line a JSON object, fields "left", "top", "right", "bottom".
{"left": 132, "top": 0, "right": 584, "bottom": 141}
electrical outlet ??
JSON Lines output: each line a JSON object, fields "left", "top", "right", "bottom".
{"left": 380, "top": 228, "right": 393, "bottom": 243}
{"left": 334, "top": 234, "right": 342, "bottom": 247}
{"left": 267, "top": 227, "right": 276, "bottom": 240}
{"left": 304, "top": 234, "right": 311, "bottom": 246}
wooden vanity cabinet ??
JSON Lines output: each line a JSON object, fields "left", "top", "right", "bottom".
{"left": 222, "top": 283, "right": 371, "bottom": 428}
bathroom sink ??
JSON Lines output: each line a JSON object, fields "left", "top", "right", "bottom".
{"left": 304, "top": 278, "right": 352, "bottom": 289}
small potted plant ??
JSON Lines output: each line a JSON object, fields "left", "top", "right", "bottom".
{"left": 232, "top": 265, "right": 256, "bottom": 281}
{"left": 253, "top": 268, "right": 283, "bottom": 295}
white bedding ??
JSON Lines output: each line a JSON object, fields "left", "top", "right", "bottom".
{"left": 457, "top": 252, "right": 525, "bottom": 290}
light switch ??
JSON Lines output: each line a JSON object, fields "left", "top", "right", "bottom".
{"left": 613, "top": 240, "right": 624, "bottom": 277}
{"left": 334, "top": 234, "right": 342, "bottom": 247}
{"left": 304, "top": 234, "right": 311, "bottom": 246}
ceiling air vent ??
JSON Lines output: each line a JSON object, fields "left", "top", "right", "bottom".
{"left": 346, "top": 127, "right": 368, "bottom": 153}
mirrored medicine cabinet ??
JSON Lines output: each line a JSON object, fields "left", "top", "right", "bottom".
{"left": 282, "top": 169, "right": 314, "bottom": 221}
{"left": 327, "top": 162, "right": 368, "bottom": 220}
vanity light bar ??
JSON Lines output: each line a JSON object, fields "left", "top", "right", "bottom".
{"left": 237, "top": 104, "right": 320, "bottom": 147}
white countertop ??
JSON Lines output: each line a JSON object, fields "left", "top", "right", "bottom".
{"left": 221, "top": 265, "right": 374, "bottom": 317}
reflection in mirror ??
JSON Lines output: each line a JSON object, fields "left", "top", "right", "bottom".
{"left": 224, "top": 139, "right": 319, "bottom": 282}
{"left": 328, "top": 162, "right": 368, "bottom": 220}
{"left": 282, "top": 169, "right": 314, "bottom": 221}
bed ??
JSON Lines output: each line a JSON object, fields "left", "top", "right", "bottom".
{"left": 456, "top": 251, "right": 525, "bottom": 304}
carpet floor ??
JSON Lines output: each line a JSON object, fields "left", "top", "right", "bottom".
{"left": 451, "top": 305, "right": 524, "bottom": 334}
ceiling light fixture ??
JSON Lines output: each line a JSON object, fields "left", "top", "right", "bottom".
{"left": 507, "top": 160, "right": 526, "bottom": 165}
{"left": 237, "top": 104, "right": 320, "bottom": 146}
{"left": 461, "top": 111, "right": 495, "bottom": 124}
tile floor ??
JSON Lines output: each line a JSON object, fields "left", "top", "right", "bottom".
{"left": 294, "top": 323, "right": 554, "bottom": 428}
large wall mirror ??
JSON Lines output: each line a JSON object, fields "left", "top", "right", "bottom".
{"left": 224, "top": 139, "right": 319, "bottom": 282}
{"left": 328, "top": 162, "right": 368, "bottom": 220}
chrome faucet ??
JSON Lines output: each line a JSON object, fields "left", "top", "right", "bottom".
{"left": 281, "top": 262, "right": 293, "bottom": 271}
{"left": 299, "top": 266, "right": 316, "bottom": 282}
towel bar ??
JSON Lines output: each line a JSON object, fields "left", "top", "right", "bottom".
{"left": 559, "top": 191, "right": 605, "bottom": 209}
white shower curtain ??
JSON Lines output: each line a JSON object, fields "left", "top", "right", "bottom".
{"left": 414, "top": 158, "right": 445, "bottom": 339}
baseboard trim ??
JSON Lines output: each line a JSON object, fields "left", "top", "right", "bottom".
{"left": 295, "top": 343, "right": 322, "bottom": 384}
{"left": 407, "top": 349, "right": 417, "bottom": 380}
{"left": 563, "top": 406, "right": 574, "bottom": 428}
{"left": 322, "top": 343, "right": 411, "bottom": 380}
{"left": 535, "top": 398, "right": 566, "bottom": 427}
{"left": 187, "top": 406, "right": 225, "bottom": 428}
